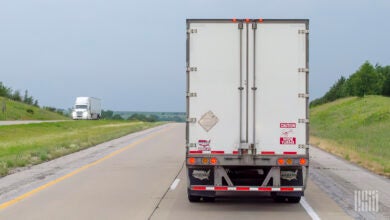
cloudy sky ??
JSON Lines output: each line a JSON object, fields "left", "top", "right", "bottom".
{"left": 0, "top": 0, "right": 389, "bottom": 111}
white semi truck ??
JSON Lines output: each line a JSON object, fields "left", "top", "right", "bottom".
{"left": 71, "top": 97, "right": 101, "bottom": 120}
{"left": 186, "top": 19, "right": 309, "bottom": 203}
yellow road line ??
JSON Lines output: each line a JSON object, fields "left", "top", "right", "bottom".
{"left": 0, "top": 125, "right": 173, "bottom": 210}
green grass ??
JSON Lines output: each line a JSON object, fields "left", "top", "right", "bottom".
{"left": 0, "top": 97, "right": 68, "bottom": 120}
{"left": 310, "top": 95, "right": 390, "bottom": 176}
{"left": 0, "top": 120, "right": 164, "bottom": 176}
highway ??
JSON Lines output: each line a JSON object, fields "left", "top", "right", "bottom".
{"left": 0, "top": 123, "right": 387, "bottom": 219}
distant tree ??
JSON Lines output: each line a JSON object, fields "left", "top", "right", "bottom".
{"left": 34, "top": 100, "right": 39, "bottom": 107}
{"left": 112, "top": 114, "right": 124, "bottom": 120}
{"left": 350, "top": 62, "right": 382, "bottom": 97}
{"left": 101, "top": 110, "right": 114, "bottom": 119}
{"left": 11, "top": 90, "right": 22, "bottom": 102}
{"left": 23, "top": 90, "right": 34, "bottom": 105}
{"left": 0, "top": 82, "right": 12, "bottom": 98}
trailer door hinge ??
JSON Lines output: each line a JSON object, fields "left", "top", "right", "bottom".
{"left": 187, "top": 67, "right": 198, "bottom": 72}
{"left": 298, "top": 93, "right": 309, "bottom": 98}
{"left": 187, "top": 29, "right": 198, "bottom": 34}
{"left": 298, "top": 119, "right": 309, "bottom": 123}
{"left": 298, "top": 29, "right": 309, "bottom": 34}
{"left": 252, "top": 22, "right": 257, "bottom": 30}
{"left": 187, "top": 143, "right": 196, "bottom": 148}
{"left": 298, "top": 144, "right": 310, "bottom": 149}
{"left": 298, "top": 68, "right": 309, "bottom": 73}
{"left": 186, "top": 92, "right": 197, "bottom": 97}
{"left": 238, "top": 22, "right": 243, "bottom": 29}
{"left": 186, "top": 118, "right": 197, "bottom": 123}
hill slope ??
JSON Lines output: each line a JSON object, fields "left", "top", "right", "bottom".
{"left": 310, "top": 95, "right": 390, "bottom": 176}
{"left": 0, "top": 97, "right": 68, "bottom": 120}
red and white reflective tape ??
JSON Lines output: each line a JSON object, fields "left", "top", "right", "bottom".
{"left": 188, "top": 150, "right": 298, "bottom": 155}
{"left": 191, "top": 185, "right": 303, "bottom": 192}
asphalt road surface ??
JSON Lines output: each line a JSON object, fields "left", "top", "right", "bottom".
{"left": 0, "top": 123, "right": 387, "bottom": 219}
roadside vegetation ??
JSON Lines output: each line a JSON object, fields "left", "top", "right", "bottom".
{"left": 310, "top": 62, "right": 390, "bottom": 107}
{"left": 0, "top": 120, "right": 163, "bottom": 176}
{"left": 309, "top": 61, "right": 390, "bottom": 177}
{"left": 310, "top": 96, "right": 390, "bottom": 176}
{"left": 0, "top": 97, "right": 68, "bottom": 120}
{"left": 0, "top": 82, "right": 69, "bottom": 119}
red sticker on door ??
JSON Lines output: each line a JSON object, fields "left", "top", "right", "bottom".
{"left": 280, "top": 123, "right": 296, "bottom": 128}
{"left": 280, "top": 137, "right": 296, "bottom": 145}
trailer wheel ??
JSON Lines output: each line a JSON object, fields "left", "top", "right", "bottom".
{"left": 287, "top": 196, "right": 301, "bottom": 203}
{"left": 188, "top": 195, "right": 201, "bottom": 202}
{"left": 272, "top": 196, "right": 287, "bottom": 203}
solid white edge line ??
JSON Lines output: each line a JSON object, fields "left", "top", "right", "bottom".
{"left": 300, "top": 197, "right": 321, "bottom": 220}
{"left": 170, "top": 179, "right": 180, "bottom": 190}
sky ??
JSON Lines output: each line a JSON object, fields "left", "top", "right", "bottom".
{"left": 0, "top": 0, "right": 389, "bottom": 112}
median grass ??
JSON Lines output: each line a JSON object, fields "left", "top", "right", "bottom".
{"left": 310, "top": 95, "right": 390, "bottom": 177}
{"left": 0, "top": 120, "right": 164, "bottom": 176}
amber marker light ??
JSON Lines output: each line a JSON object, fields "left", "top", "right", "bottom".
{"left": 201, "top": 158, "right": 209, "bottom": 165}
{"left": 286, "top": 158, "right": 293, "bottom": 165}
{"left": 299, "top": 158, "right": 307, "bottom": 165}
{"left": 232, "top": 18, "right": 237, "bottom": 22}
{"left": 245, "top": 18, "right": 250, "bottom": 23}
{"left": 210, "top": 157, "right": 218, "bottom": 165}
{"left": 258, "top": 18, "right": 264, "bottom": 22}
{"left": 188, "top": 157, "right": 196, "bottom": 165}
{"left": 277, "top": 158, "right": 285, "bottom": 165}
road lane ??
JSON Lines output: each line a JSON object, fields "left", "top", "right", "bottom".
{"left": 0, "top": 123, "right": 184, "bottom": 219}
{"left": 0, "top": 123, "right": 351, "bottom": 220}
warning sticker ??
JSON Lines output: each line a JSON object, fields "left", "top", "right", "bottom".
{"left": 198, "top": 111, "right": 219, "bottom": 132}
{"left": 280, "top": 123, "right": 296, "bottom": 128}
{"left": 280, "top": 137, "right": 296, "bottom": 145}
{"left": 198, "top": 139, "right": 211, "bottom": 151}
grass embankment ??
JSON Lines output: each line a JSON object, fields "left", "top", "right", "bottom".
{"left": 0, "top": 120, "right": 164, "bottom": 176}
{"left": 0, "top": 97, "right": 68, "bottom": 120}
{"left": 310, "top": 95, "right": 390, "bottom": 177}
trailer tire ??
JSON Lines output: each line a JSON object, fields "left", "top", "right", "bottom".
{"left": 203, "top": 197, "right": 215, "bottom": 202}
{"left": 272, "top": 196, "right": 286, "bottom": 203}
{"left": 188, "top": 195, "right": 201, "bottom": 202}
{"left": 287, "top": 196, "right": 301, "bottom": 203}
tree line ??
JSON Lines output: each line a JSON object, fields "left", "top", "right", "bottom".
{"left": 0, "top": 82, "right": 39, "bottom": 106}
{"left": 0, "top": 82, "right": 68, "bottom": 116}
{"left": 310, "top": 62, "right": 390, "bottom": 107}
{"left": 101, "top": 110, "right": 160, "bottom": 122}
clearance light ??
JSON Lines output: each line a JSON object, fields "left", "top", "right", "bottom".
{"left": 245, "top": 18, "right": 250, "bottom": 23}
{"left": 277, "top": 158, "right": 285, "bottom": 165}
{"left": 201, "top": 158, "right": 209, "bottom": 165}
{"left": 299, "top": 158, "right": 307, "bottom": 165}
{"left": 188, "top": 157, "right": 196, "bottom": 165}
{"left": 258, "top": 18, "right": 264, "bottom": 22}
{"left": 232, "top": 18, "right": 237, "bottom": 22}
{"left": 210, "top": 157, "right": 218, "bottom": 165}
{"left": 286, "top": 158, "right": 293, "bottom": 165}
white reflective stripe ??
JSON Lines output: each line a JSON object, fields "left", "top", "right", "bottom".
{"left": 192, "top": 186, "right": 303, "bottom": 191}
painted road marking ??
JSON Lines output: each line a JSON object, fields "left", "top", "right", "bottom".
{"left": 0, "top": 125, "right": 174, "bottom": 210}
{"left": 170, "top": 179, "right": 180, "bottom": 190}
{"left": 300, "top": 197, "right": 321, "bottom": 220}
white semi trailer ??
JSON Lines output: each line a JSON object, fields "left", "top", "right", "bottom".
{"left": 186, "top": 19, "right": 309, "bottom": 203}
{"left": 71, "top": 97, "right": 101, "bottom": 120}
